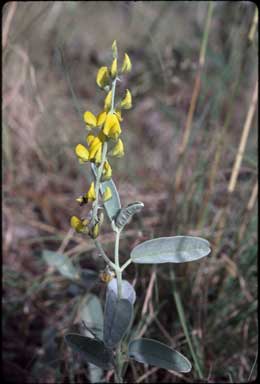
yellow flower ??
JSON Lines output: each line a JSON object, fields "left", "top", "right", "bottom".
{"left": 86, "top": 133, "right": 95, "bottom": 146}
{"left": 91, "top": 223, "right": 100, "bottom": 239}
{"left": 102, "top": 160, "right": 112, "bottom": 181}
{"left": 96, "top": 110, "right": 107, "bottom": 126}
{"left": 103, "top": 113, "right": 121, "bottom": 140}
{"left": 112, "top": 40, "right": 118, "bottom": 58}
{"left": 114, "top": 109, "right": 123, "bottom": 122}
{"left": 121, "top": 53, "right": 132, "bottom": 73}
{"left": 110, "top": 58, "right": 117, "bottom": 78}
{"left": 110, "top": 138, "right": 124, "bottom": 158}
{"left": 70, "top": 216, "right": 88, "bottom": 233}
{"left": 96, "top": 66, "right": 110, "bottom": 89}
{"left": 75, "top": 144, "right": 89, "bottom": 163}
{"left": 83, "top": 111, "right": 97, "bottom": 128}
{"left": 103, "top": 186, "right": 112, "bottom": 202}
{"left": 86, "top": 182, "right": 96, "bottom": 202}
{"left": 89, "top": 135, "right": 103, "bottom": 163}
{"left": 104, "top": 90, "right": 112, "bottom": 111}
{"left": 76, "top": 195, "right": 88, "bottom": 206}
{"left": 120, "top": 89, "right": 132, "bottom": 109}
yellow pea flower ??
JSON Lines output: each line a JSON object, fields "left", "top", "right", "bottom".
{"left": 110, "top": 58, "right": 117, "bottom": 78}
{"left": 112, "top": 40, "right": 118, "bottom": 58}
{"left": 75, "top": 144, "right": 89, "bottom": 163}
{"left": 121, "top": 53, "right": 132, "bottom": 73}
{"left": 103, "top": 114, "right": 121, "bottom": 140}
{"left": 70, "top": 216, "right": 88, "bottom": 233}
{"left": 96, "top": 66, "right": 110, "bottom": 88}
{"left": 83, "top": 111, "right": 97, "bottom": 128}
{"left": 86, "top": 182, "right": 96, "bottom": 202}
{"left": 86, "top": 133, "right": 95, "bottom": 146}
{"left": 114, "top": 109, "right": 123, "bottom": 122}
{"left": 104, "top": 90, "right": 112, "bottom": 111}
{"left": 76, "top": 195, "right": 88, "bottom": 206}
{"left": 89, "top": 135, "right": 103, "bottom": 163}
{"left": 96, "top": 110, "right": 107, "bottom": 126}
{"left": 120, "top": 89, "right": 132, "bottom": 109}
{"left": 110, "top": 138, "right": 124, "bottom": 158}
{"left": 102, "top": 160, "right": 112, "bottom": 181}
{"left": 90, "top": 223, "right": 99, "bottom": 239}
{"left": 103, "top": 186, "right": 112, "bottom": 202}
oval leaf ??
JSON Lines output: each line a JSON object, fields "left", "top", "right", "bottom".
{"left": 91, "top": 164, "right": 121, "bottom": 221}
{"left": 79, "top": 294, "right": 104, "bottom": 340}
{"left": 128, "top": 338, "right": 192, "bottom": 372}
{"left": 65, "top": 333, "right": 112, "bottom": 369}
{"left": 42, "top": 250, "right": 80, "bottom": 279}
{"left": 115, "top": 201, "right": 144, "bottom": 229}
{"left": 107, "top": 278, "right": 136, "bottom": 304}
{"left": 103, "top": 289, "right": 133, "bottom": 348}
{"left": 78, "top": 294, "right": 104, "bottom": 383}
{"left": 131, "top": 236, "right": 211, "bottom": 264}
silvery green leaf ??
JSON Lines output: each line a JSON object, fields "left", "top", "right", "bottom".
{"left": 42, "top": 250, "right": 80, "bottom": 279}
{"left": 79, "top": 294, "right": 104, "bottom": 340}
{"left": 78, "top": 294, "right": 104, "bottom": 383}
{"left": 65, "top": 333, "right": 113, "bottom": 369}
{"left": 107, "top": 278, "right": 136, "bottom": 304}
{"left": 115, "top": 201, "right": 144, "bottom": 229}
{"left": 91, "top": 164, "right": 121, "bottom": 221}
{"left": 131, "top": 236, "right": 211, "bottom": 264}
{"left": 128, "top": 338, "right": 192, "bottom": 372}
{"left": 103, "top": 289, "right": 133, "bottom": 348}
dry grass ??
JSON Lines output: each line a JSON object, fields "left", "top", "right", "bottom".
{"left": 3, "top": 2, "right": 258, "bottom": 383}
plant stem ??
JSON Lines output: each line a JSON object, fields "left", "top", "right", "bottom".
{"left": 114, "top": 229, "right": 122, "bottom": 299}
{"left": 121, "top": 258, "right": 132, "bottom": 272}
{"left": 94, "top": 239, "right": 116, "bottom": 270}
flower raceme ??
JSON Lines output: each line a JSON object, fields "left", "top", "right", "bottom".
{"left": 71, "top": 40, "right": 132, "bottom": 238}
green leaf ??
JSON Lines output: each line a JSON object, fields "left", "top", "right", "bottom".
{"left": 91, "top": 164, "right": 121, "bottom": 221}
{"left": 42, "top": 250, "right": 80, "bottom": 279}
{"left": 107, "top": 278, "right": 136, "bottom": 304}
{"left": 131, "top": 236, "right": 211, "bottom": 264}
{"left": 79, "top": 293, "right": 104, "bottom": 383}
{"left": 128, "top": 338, "right": 192, "bottom": 372}
{"left": 79, "top": 294, "right": 104, "bottom": 340}
{"left": 78, "top": 294, "right": 104, "bottom": 383}
{"left": 65, "top": 333, "right": 113, "bottom": 369}
{"left": 115, "top": 201, "right": 144, "bottom": 229}
{"left": 103, "top": 289, "right": 133, "bottom": 348}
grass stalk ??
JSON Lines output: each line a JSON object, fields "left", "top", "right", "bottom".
{"left": 213, "top": 80, "right": 258, "bottom": 255}
{"left": 162, "top": 2, "right": 214, "bottom": 234}
{"left": 238, "top": 181, "right": 258, "bottom": 241}
{"left": 170, "top": 269, "right": 203, "bottom": 379}
{"left": 197, "top": 15, "right": 258, "bottom": 229}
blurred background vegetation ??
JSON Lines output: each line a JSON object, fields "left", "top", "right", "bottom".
{"left": 2, "top": 1, "right": 258, "bottom": 383}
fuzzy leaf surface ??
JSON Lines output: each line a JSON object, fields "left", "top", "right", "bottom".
{"left": 103, "top": 289, "right": 133, "bottom": 348}
{"left": 131, "top": 236, "right": 211, "bottom": 264}
{"left": 128, "top": 338, "right": 192, "bottom": 372}
{"left": 115, "top": 201, "right": 144, "bottom": 229}
{"left": 42, "top": 250, "right": 79, "bottom": 279}
{"left": 65, "top": 333, "right": 112, "bottom": 369}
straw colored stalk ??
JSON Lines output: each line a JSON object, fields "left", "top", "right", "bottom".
{"left": 174, "top": 2, "right": 214, "bottom": 191}
{"left": 213, "top": 80, "right": 258, "bottom": 255}
{"left": 197, "top": 8, "right": 258, "bottom": 230}
{"left": 238, "top": 181, "right": 258, "bottom": 241}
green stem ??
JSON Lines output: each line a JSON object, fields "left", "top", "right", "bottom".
{"left": 114, "top": 229, "right": 122, "bottom": 299}
{"left": 93, "top": 239, "right": 116, "bottom": 270}
{"left": 92, "top": 75, "right": 118, "bottom": 225}
{"left": 121, "top": 258, "right": 132, "bottom": 272}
